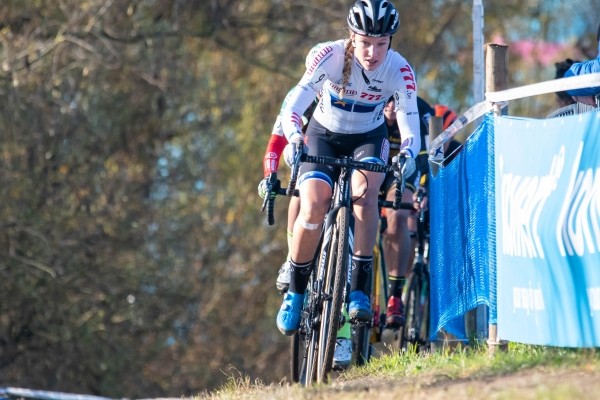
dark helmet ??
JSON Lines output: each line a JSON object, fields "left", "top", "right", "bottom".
{"left": 434, "top": 104, "right": 458, "bottom": 130}
{"left": 347, "top": 0, "right": 400, "bottom": 37}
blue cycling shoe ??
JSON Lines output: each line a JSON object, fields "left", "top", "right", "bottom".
{"left": 276, "top": 291, "right": 304, "bottom": 336}
{"left": 349, "top": 290, "right": 372, "bottom": 321}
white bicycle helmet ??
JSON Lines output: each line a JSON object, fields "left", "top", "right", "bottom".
{"left": 347, "top": 0, "right": 399, "bottom": 37}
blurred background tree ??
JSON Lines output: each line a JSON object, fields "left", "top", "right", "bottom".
{"left": 0, "top": 0, "right": 598, "bottom": 397}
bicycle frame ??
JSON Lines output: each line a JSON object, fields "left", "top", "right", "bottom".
{"left": 307, "top": 228, "right": 345, "bottom": 380}
{"left": 265, "top": 143, "right": 405, "bottom": 384}
{"left": 301, "top": 158, "right": 362, "bottom": 384}
{"left": 301, "top": 159, "right": 400, "bottom": 383}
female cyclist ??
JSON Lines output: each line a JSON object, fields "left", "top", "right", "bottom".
{"left": 258, "top": 43, "right": 326, "bottom": 292}
{"left": 276, "top": 0, "right": 421, "bottom": 337}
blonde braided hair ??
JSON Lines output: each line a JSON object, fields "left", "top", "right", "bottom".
{"left": 339, "top": 38, "right": 354, "bottom": 100}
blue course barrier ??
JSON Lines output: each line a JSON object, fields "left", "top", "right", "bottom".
{"left": 429, "top": 110, "right": 600, "bottom": 347}
{"left": 495, "top": 111, "right": 600, "bottom": 346}
{"left": 429, "top": 113, "right": 495, "bottom": 341}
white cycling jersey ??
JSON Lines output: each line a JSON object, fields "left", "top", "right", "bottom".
{"left": 270, "top": 89, "right": 293, "bottom": 137}
{"left": 271, "top": 42, "right": 330, "bottom": 137}
{"left": 282, "top": 39, "right": 421, "bottom": 158}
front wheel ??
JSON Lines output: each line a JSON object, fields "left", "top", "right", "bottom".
{"left": 316, "top": 206, "right": 350, "bottom": 383}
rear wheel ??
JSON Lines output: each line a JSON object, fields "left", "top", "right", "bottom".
{"left": 401, "top": 269, "right": 421, "bottom": 352}
{"left": 351, "top": 322, "right": 371, "bottom": 366}
{"left": 301, "top": 329, "right": 318, "bottom": 385}
{"left": 352, "top": 234, "right": 373, "bottom": 366}
{"left": 370, "top": 243, "right": 388, "bottom": 344}
{"left": 418, "top": 271, "right": 431, "bottom": 352}
{"left": 298, "top": 263, "right": 320, "bottom": 385}
{"left": 290, "top": 332, "right": 303, "bottom": 383}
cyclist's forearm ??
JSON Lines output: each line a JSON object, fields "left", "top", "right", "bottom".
{"left": 262, "top": 134, "right": 288, "bottom": 177}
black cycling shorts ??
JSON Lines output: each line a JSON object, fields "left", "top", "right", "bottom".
{"left": 298, "top": 118, "right": 389, "bottom": 189}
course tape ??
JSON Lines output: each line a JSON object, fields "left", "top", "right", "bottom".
{"left": 428, "top": 72, "right": 600, "bottom": 159}
{"left": 487, "top": 72, "right": 600, "bottom": 102}
{"left": 428, "top": 100, "right": 498, "bottom": 158}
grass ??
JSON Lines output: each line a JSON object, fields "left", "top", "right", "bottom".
{"left": 194, "top": 343, "right": 600, "bottom": 400}
{"left": 343, "top": 341, "right": 599, "bottom": 381}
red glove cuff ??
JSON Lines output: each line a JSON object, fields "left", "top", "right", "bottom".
{"left": 262, "top": 135, "right": 288, "bottom": 177}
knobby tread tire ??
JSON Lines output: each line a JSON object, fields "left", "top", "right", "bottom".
{"left": 302, "top": 329, "right": 318, "bottom": 385}
{"left": 419, "top": 271, "right": 431, "bottom": 349}
{"left": 401, "top": 271, "right": 420, "bottom": 351}
{"left": 317, "top": 206, "right": 350, "bottom": 383}
{"left": 290, "top": 332, "right": 302, "bottom": 383}
{"left": 299, "top": 269, "right": 319, "bottom": 386}
{"left": 352, "top": 323, "right": 370, "bottom": 366}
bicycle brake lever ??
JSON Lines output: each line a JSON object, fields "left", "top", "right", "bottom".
{"left": 261, "top": 173, "right": 280, "bottom": 225}
{"left": 416, "top": 189, "right": 425, "bottom": 223}
{"left": 287, "top": 141, "right": 304, "bottom": 197}
{"left": 392, "top": 154, "right": 406, "bottom": 210}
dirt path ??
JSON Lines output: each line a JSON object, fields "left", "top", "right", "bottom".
{"left": 199, "top": 364, "right": 600, "bottom": 399}
{"left": 324, "top": 366, "right": 600, "bottom": 400}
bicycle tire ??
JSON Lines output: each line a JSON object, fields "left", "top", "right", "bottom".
{"left": 352, "top": 234, "right": 375, "bottom": 366}
{"left": 299, "top": 267, "right": 320, "bottom": 386}
{"left": 370, "top": 242, "right": 387, "bottom": 344}
{"left": 401, "top": 269, "right": 421, "bottom": 352}
{"left": 291, "top": 283, "right": 310, "bottom": 383}
{"left": 351, "top": 322, "right": 371, "bottom": 366}
{"left": 301, "top": 331, "right": 318, "bottom": 385}
{"left": 418, "top": 271, "right": 431, "bottom": 351}
{"left": 290, "top": 332, "right": 303, "bottom": 383}
{"left": 316, "top": 206, "right": 350, "bottom": 383}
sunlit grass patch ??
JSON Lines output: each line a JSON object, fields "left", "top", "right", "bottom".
{"left": 196, "top": 344, "right": 600, "bottom": 399}
{"left": 339, "top": 342, "right": 600, "bottom": 383}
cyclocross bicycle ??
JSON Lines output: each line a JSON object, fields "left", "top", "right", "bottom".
{"left": 400, "top": 189, "right": 430, "bottom": 352}
{"left": 263, "top": 142, "right": 405, "bottom": 385}
{"left": 379, "top": 189, "right": 430, "bottom": 353}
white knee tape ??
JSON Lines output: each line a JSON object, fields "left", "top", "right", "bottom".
{"left": 299, "top": 219, "right": 321, "bottom": 230}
